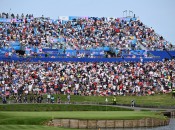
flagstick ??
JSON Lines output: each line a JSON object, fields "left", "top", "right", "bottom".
{"left": 105, "top": 97, "right": 106, "bottom": 112}
{"left": 105, "top": 97, "right": 108, "bottom": 112}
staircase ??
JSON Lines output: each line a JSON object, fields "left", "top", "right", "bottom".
{"left": 138, "top": 41, "right": 149, "bottom": 51}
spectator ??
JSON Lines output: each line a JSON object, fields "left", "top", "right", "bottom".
{"left": 51, "top": 95, "right": 54, "bottom": 103}
{"left": 172, "top": 87, "right": 175, "bottom": 98}
{"left": 0, "top": 60, "right": 174, "bottom": 98}
{"left": 57, "top": 96, "right": 61, "bottom": 104}
{"left": 47, "top": 93, "right": 51, "bottom": 103}
{"left": 112, "top": 95, "right": 117, "bottom": 105}
{"left": 131, "top": 100, "right": 135, "bottom": 107}
{"left": 67, "top": 93, "right": 71, "bottom": 104}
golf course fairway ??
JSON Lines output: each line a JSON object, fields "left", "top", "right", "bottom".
{"left": 0, "top": 111, "right": 167, "bottom": 129}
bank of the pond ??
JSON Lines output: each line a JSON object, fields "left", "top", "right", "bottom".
{"left": 99, "top": 118, "right": 175, "bottom": 130}
{"left": 48, "top": 118, "right": 170, "bottom": 129}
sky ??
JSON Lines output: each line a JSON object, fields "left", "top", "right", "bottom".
{"left": 1, "top": 0, "right": 175, "bottom": 44}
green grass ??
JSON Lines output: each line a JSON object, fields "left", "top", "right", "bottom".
{"left": 114, "top": 94, "right": 175, "bottom": 107}
{"left": 1, "top": 93, "right": 173, "bottom": 130}
{"left": 6, "top": 93, "right": 175, "bottom": 107}
{"left": 45, "top": 93, "right": 174, "bottom": 107}
{"left": 0, "top": 111, "right": 166, "bottom": 125}
{"left": 0, "top": 125, "right": 77, "bottom": 130}
{"left": 0, "top": 111, "right": 166, "bottom": 130}
{"left": 0, "top": 104, "right": 132, "bottom": 111}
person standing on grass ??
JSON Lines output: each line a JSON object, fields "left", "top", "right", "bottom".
{"left": 30, "top": 94, "right": 34, "bottom": 103}
{"left": 40, "top": 95, "right": 43, "bottom": 103}
{"left": 67, "top": 93, "right": 70, "bottom": 104}
{"left": 131, "top": 100, "right": 135, "bottom": 107}
{"left": 2, "top": 94, "right": 7, "bottom": 104}
{"left": 47, "top": 93, "right": 51, "bottom": 103}
{"left": 112, "top": 95, "right": 117, "bottom": 105}
{"left": 172, "top": 87, "right": 175, "bottom": 98}
{"left": 23, "top": 94, "right": 28, "bottom": 103}
{"left": 37, "top": 95, "right": 41, "bottom": 103}
{"left": 57, "top": 96, "right": 61, "bottom": 104}
{"left": 51, "top": 95, "right": 54, "bottom": 104}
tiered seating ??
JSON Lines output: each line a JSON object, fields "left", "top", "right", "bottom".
{"left": 0, "top": 14, "right": 174, "bottom": 60}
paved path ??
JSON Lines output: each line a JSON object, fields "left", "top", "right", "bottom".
{"left": 113, "top": 105, "right": 175, "bottom": 112}
{"left": 73, "top": 103, "right": 175, "bottom": 112}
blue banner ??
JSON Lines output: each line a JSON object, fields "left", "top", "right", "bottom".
{"left": 0, "top": 57, "right": 161, "bottom": 62}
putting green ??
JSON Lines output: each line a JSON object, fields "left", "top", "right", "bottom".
{"left": 0, "top": 111, "right": 165, "bottom": 124}
{"left": 0, "top": 111, "right": 167, "bottom": 130}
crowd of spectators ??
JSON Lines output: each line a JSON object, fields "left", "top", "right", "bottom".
{"left": 0, "top": 13, "right": 175, "bottom": 104}
{"left": 139, "top": 27, "right": 174, "bottom": 50}
{"left": 0, "top": 12, "right": 34, "bottom": 19}
{"left": 0, "top": 60, "right": 174, "bottom": 102}
{"left": 0, "top": 13, "right": 174, "bottom": 57}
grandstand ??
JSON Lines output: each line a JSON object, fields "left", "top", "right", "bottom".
{"left": 0, "top": 13, "right": 175, "bottom": 62}
{"left": 0, "top": 13, "right": 174, "bottom": 104}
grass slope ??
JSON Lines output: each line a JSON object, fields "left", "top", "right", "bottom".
{"left": 0, "top": 111, "right": 166, "bottom": 125}
{"left": 0, "top": 111, "right": 166, "bottom": 130}
{"left": 48, "top": 94, "right": 175, "bottom": 107}
{"left": 0, "top": 104, "right": 132, "bottom": 111}
{"left": 0, "top": 125, "right": 76, "bottom": 130}
{"left": 7, "top": 93, "right": 174, "bottom": 107}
